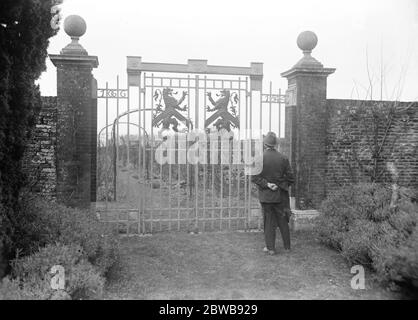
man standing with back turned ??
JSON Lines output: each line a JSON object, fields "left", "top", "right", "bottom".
{"left": 251, "top": 132, "right": 294, "bottom": 255}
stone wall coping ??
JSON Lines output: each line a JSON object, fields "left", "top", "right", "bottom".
{"left": 327, "top": 99, "right": 418, "bottom": 105}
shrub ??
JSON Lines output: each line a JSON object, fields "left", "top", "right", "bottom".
{"left": 0, "top": 277, "right": 40, "bottom": 300}
{"left": 0, "top": 194, "right": 121, "bottom": 300}
{"left": 13, "top": 194, "right": 120, "bottom": 278}
{"left": 339, "top": 219, "right": 378, "bottom": 265}
{"left": 0, "top": 243, "right": 104, "bottom": 300}
{"left": 373, "top": 229, "right": 418, "bottom": 289}
{"left": 317, "top": 183, "right": 418, "bottom": 290}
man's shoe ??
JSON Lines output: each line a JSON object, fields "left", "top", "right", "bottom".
{"left": 267, "top": 250, "right": 276, "bottom": 255}
{"left": 263, "top": 247, "right": 268, "bottom": 252}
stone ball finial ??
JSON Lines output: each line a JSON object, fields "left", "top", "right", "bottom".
{"left": 297, "top": 31, "right": 318, "bottom": 54}
{"left": 64, "top": 15, "right": 87, "bottom": 39}
{"left": 61, "top": 15, "right": 88, "bottom": 55}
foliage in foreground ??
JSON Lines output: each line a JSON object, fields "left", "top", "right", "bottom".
{"left": 0, "top": 244, "right": 105, "bottom": 300}
{"left": 0, "top": 196, "right": 120, "bottom": 300}
{"left": 317, "top": 183, "right": 418, "bottom": 290}
{"left": 0, "top": 0, "right": 61, "bottom": 275}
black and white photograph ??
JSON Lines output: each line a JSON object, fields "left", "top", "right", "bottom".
{"left": 0, "top": 0, "right": 417, "bottom": 308}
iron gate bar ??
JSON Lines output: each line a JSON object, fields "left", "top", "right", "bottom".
{"left": 136, "top": 75, "right": 140, "bottom": 234}
{"left": 187, "top": 75, "right": 191, "bottom": 230}
{"left": 169, "top": 77, "right": 173, "bottom": 232}
{"left": 260, "top": 82, "right": 263, "bottom": 132}
{"left": 126, "top": 77, "right": 131, "bottom": 211}
{"left": 269, "top": 82, "right": 272, "bottom": 132}
{"left": 138, "top": 77, "right": 142, "bottom": 233}
{"left": 175, "top": 79, "right": 181, "bottom": 232}
{"left": 249, "top": 80, "right": 257, "bottom": 229}
{"left": 177, "top": 132, "right": 180, "bottom": 232}
{"left": 211, "top": 130, "right": 215, "bottom": 230}
{"left": 258, "top": 83, "right": 263, "bottom": 226}
{"left": 141, "top": 74, "right": 146, "bottom": 234}
{"left": 150, "top": 73, "right": 154, "bottom": 233}
{"left": 105, "top": 81, "right": 109, "bottom": 216}
{"left": 116, "top": 76, "right": 120, "bottom": 201}
{"left": 259, "top": 87, "right": 263, "bottom": 230}
{"left": 194, "top": 75, "right": 199, "bottom": 230}
{"left": 137, "top": 78, "right": 142, "bottom": 233}
{"left": 219, "top": 79, "right": 224, "bottom": 230}
{"left": 122, "top": 79, "right": 129, "bottom": 234}
{"left": 159, "top": 148, "right": 163, "bottom": 230}
{"left": 159, "top": 134, "right": 163, "bottom": 232}
{"left": 244, "top": 78, "right": 248, "bottom": 230}
{"left": 278, "top": 88, "right": 282, "bottom": 138}
{"left": 237, "top": 77, "right": 242, "bottom": 228}
{"left": 228, "top": 80, "right": 232, "bottom": 229}
{"left": 203, "top": 76, "right": 207, "bottom": 231}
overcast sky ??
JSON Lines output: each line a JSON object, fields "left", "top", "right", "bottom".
{"left": 39, "top": 0, "right": 418, "bottom": 102}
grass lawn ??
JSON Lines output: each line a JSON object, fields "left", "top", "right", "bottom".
{"left": 104, "top": 230, "right": 402, "bottom": 300}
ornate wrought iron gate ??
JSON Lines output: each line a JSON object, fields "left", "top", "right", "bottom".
{"left": 96, "top": 58, "right": 285, "bottom": 234}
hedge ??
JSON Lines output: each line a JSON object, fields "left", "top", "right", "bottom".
{"left": 317, "top": 183, "right": 418, "bottom": 290}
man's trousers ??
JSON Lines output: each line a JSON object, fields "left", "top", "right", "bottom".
{"left": 261, "top": 203, "right": 290, "bottom": 251}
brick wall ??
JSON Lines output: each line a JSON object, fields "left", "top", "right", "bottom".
{"left": 326, "top": 99, "right": 418, "bottom": 191}
{"left": 22, "top": 96, "right": 58, "bottom": 199}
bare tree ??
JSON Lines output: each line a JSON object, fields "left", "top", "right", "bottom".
{"left": 331, "top": 52, "right": 417, "bottom": 192}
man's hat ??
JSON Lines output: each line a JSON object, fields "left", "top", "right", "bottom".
{"left": 263, "top": 131, "right": 278, "bottom": 147}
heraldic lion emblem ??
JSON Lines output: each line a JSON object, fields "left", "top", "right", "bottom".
{"left": 153, "top": 88, "right": 192, "bottom": 132}
{"left": 205, "top": 89, "right": 239, "bottom": 131}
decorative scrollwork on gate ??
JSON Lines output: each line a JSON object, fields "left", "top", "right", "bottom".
{"left": 205, "top": 89, "right": 240, "bottom": 131}
{"left": 152, "top": 87, "right": 192, "bottom": 132}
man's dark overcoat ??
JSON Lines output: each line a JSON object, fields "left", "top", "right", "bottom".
{"left": 251, "top": 149, "right": 294, "bottom": 212}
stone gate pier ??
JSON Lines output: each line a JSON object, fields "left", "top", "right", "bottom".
{"left": 49, "top": 15, "right": 98, "bottom": 209}
{"left": 281, "top": 31, "right": 335, "bottom": 229}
